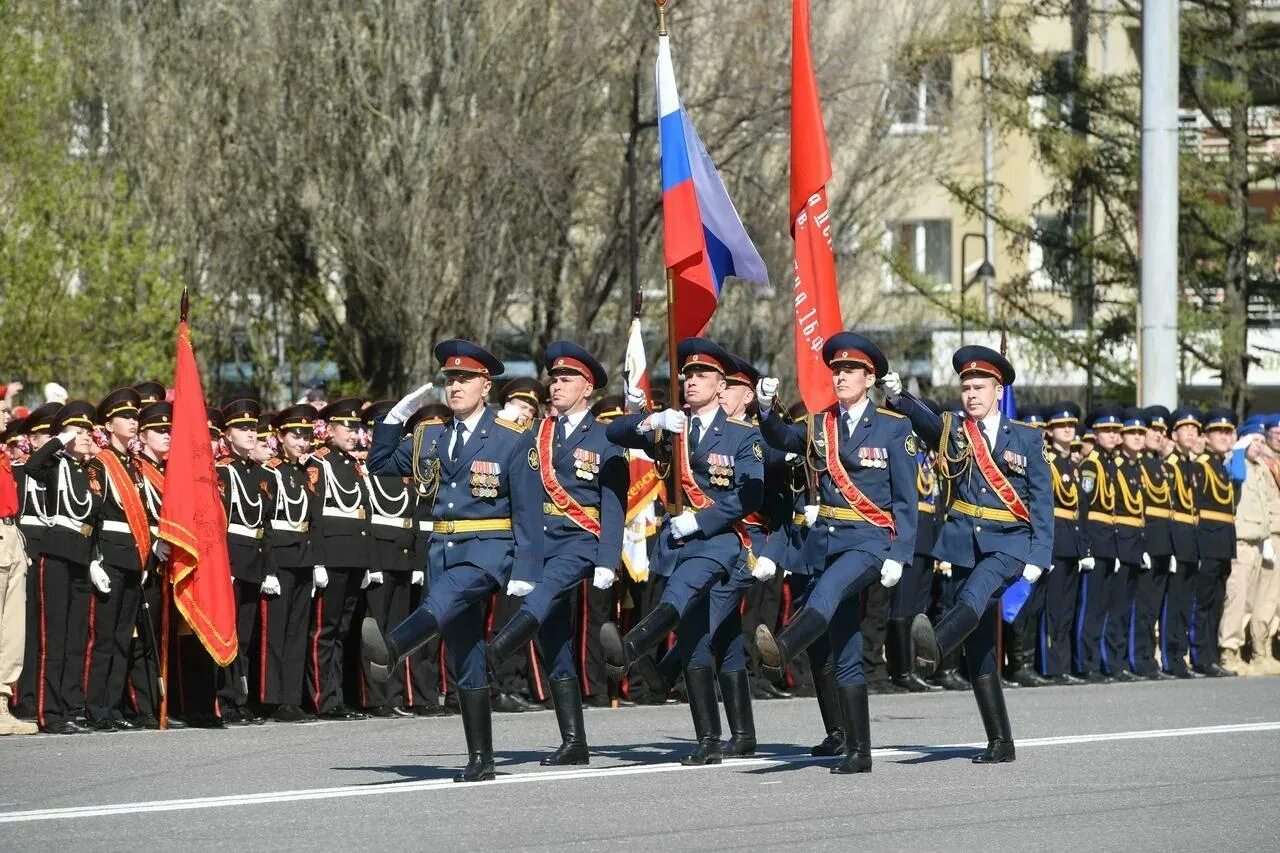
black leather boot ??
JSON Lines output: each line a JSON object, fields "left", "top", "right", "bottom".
{"left": 971, "top": 673, "right": 1016, "bottom": 764}
{"left": 601, "top": 603, "right": 678, "bottom": 680}
{"left": 930, "top": 649, "right": 971, "bottom": 691}
{"left": 363, "top": 607, "right": 439, "bottom": 684}
{"left": 1006, "top": 618, "right": 1052, "bottom": 687}
{"left": 718, "top": 669, "right": 757, "bottom": 758}
{"left": 488, "top": 610, "right": 539, "bottom": 670}
{"left": 887, "top": 618, "right": 942, "bottom": 692}
{"left": 541, "top": 677, "right": 589, "bottom": 766}
{"left": 680, "top": 667, "right": 723, "bottom": 766}
{"left": 455, "top": 688, "right": 496, "bottom": 782}
{"left": 810, "top": 665, "right": 846, "bottom": 756}
{"left": 831, "top": 683, "right": 872, "bottom": 774}
{"left": 912, "top": 604, "right": 980, "bottom": 678}
{"left": 755, "top": 609, "right": 828, "bottom": 679}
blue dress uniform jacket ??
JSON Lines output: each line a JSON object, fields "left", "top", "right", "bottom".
{"left": 367, "top": 407, "right": 542, "bottom": 585}
{"left": 537, "top": 411, "right": 627, "bottom": 569}
{"left": 606, "top": 408, "right": 763, "bottom": 576}
{"left": 894, "top": 399, "right": 1053, "bottom": 570}
{"left": 758, "top": 405, "right": 917, "bottom": 571}
{"left": 1048, "top": 450, "right": 1089, "bottom": 560}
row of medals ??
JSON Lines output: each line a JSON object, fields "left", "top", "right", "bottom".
{"left": 574, "top": 449, "right": 599, "bottom": 481}
{"left": 708, "top": 453, "right": 734, "bottom": 487}
{"left": 471, "top": 462, "right": 500, "bottom": 498}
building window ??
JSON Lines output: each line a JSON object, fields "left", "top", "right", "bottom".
{"left": 1028, "top": 213, "right": 1067, "bottom": 292}
{"left": 884, "top": 219, "right": 952, "bottom": 291}
{"left": 1029, "top": 53, "right": 1075, "bottom": 129}
{"left": 70, "top": 96, "right": 110, "bottom": 157}
{"left": 888, "top": 57, "right": 952, "bottom": 134}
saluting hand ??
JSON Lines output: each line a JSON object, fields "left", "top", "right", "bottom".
{"left": 755, "top": 377, "right": 779, "bottom": 408}
{"left": 387, "top": 382, "right": 435, "bottom": 424}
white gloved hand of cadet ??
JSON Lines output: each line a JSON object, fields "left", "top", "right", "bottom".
{"left": 1079, "top": 556, "right": 1096, "bottom": 572}
{"left": 803, "top": 505, "right": 819, "bottom": 527}
{"left": 592, "top": 567, "right": 616, "bottom": 590}
{"left": 755, "top": 377, "right": 779, "bottom": 409}
{"left": 56, "top": 428, "right": 80, "bottom": 447}
{"left": 643, "top": 408, "right": 686, "bottom": 435}
{"left": 1022, "top": 563, "right": 1044, "bottom": 583}
{"left": 752, "top": 556, "right": 777, "bottom": 581}
{"left": 1263, "top": 538, "right": 1275, "bottom": 566}
{"left": 880, "top": 371, "right": 904, "bottom": 401}
{"left": 261, "top": 574, "right": 281, "bottom": 597}
{"left": 312, "top": 565, "right": 329, "bottom": 595}
{"left": 89, "top": 559, "right": 111, "bottom": 594}
{"left": 1141, "top": 552, "right": 1152, "bottom": 570}
{"left": 387, "top": 382, "right": 435, "bottom": 424}
{"left": 411, "top": 570, "right": 425, "bottom": 586}
{"left": 507, "top": 580, "right": 534, "bottom": 597}
{"left": 669, "top": 511, "right": 700, "bottom": 540}
{"left": 880, "top": 558, "right": 904, "bottom": 588}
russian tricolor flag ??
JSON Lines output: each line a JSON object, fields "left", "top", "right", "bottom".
{"left": 657, "top": 34, "right": 768, "bottom": 340}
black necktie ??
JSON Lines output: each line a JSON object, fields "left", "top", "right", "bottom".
{"left": 977, "top": 420, "right": 989, "bottom": 449}
{"left": 841, "top": 412, "right": 853, "bottom": 438}
{"left": 689, "top": 417, "right": 702, "bottom": 453}
{"left": 558, "top": 417, "right": 569, "bottom": 448}
{"left": 450, "top": 421, "right": 466, "bottom": 462}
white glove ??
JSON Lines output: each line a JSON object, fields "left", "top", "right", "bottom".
{"left": 387, "top": 382, "right": 435, "bottom": 424}
{"left": 1079, "top": 556, "right": 1096, "bottom": 571}
{"left": 751, "top": 556, "right": 777, "bottom": 581}
{"left": 880, "top": 371, "right": 903, "bottom": 400}
{"left": 880, "top": 558, "right": 904, "bottom": 588}
{"left": 140, "top": 570, "right": 149, "bottom": 586}
{"left": 56, "top": 428, "right": 80, "bottom": 446}
{"left": 1022, "top": 563, "right": 1043, "bottom": 583}
{"left": 669, "top": 510, "right": 700, "bottom": 540}
{"left": 367, "top": 571, "right": 384, "bottom": 587}
{"left": 497, "top": 404, "right": 523, "bottom": 422}
{"left": 1262, "top": 538, "right": 1275, "bottom": 566}
{"left": 938, "top": 561, "right": 952, "bottom": 576}
{"left": 1169, "top": 562, "right": 1177, "bottom": 574}
{"left": 756, "top": 377, "right": 779, "bottom": 409}
{"left": 261, "top": 574, "right": 281, "bottom": 596}
{"left": 89, "top": 559, "right": 111, "bottom": 594}
{"left": 507, "top": 580, "right": 534, "bottom": 597}
{"left": 803, "top": 505, "right": 819, "bottom": 527}
{"left": 1141, "top": 552, "right": 1152, "bottom": 570}
{"left": 153, "top": 540, "right": 172, "bottom": 560}
{"left": 784, "top": 452, "right": 798, "bottom": 463}
{"left": 312, "top": 565, "right": 328, "bottom": 590}
{"left": 411, "top": 570, "right": 425, "bottom": 586}
{"left": 623, "top": 379, "right": 647, "bottom": 413}
{"left": 592, "top": 566, "right": 616, "bottom": 590}
{"left": 644, "top": 408, "right": 686, "bottom": 435}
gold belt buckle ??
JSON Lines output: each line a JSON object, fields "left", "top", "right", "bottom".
{"left": 445, "top": 520, "right": 456, "bottom": 534}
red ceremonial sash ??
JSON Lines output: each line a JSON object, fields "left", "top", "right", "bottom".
{"left": 821, "top": 411, "right": 895, "bottom": 534}
{"left": 537, "top": 418, "right": 602, "bottom": 539}
{"left": 136, "top": 457, "right": 165, "bottom": 495}
{"left": 962, "top": 417, "right": 1031, "bottom": 524}
{"left": 98, "top": 450, "right": 153, "bottom": 566}
{"left": 678, "top": 431, "right": 752, "bottom": 552}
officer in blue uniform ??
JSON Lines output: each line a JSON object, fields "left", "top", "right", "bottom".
{"left": 599, "top": 338, "right": 763, "bottom": 766}
{"left": 1040, "top": 401, "right": 1089, "bottom": 685}
{"left": 752, "top": 332, "right": 916, "bottom": 774}
{"left": 362, "top": 340, "right": 543, "bottom": 782}
{"left": 486, "top": 341, "right": 627, "bottom": 767}
{"left": 884, "top": 345, "right": 1053, "bottom": 764}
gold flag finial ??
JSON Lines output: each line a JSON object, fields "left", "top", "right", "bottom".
{"left": 656, "top": 0, "right": 668, "bottom": 36}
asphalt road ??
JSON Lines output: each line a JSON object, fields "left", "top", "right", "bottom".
{"left": 3, "top": 677, "right": 1279, "bottom": 852}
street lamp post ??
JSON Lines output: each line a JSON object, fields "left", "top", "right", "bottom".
{"left": 959, "top": 231, "right": 996, "bottom": 347}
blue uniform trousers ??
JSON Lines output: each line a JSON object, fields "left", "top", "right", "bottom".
{"left": 1039, "top": 558, "right": 1080, "bottom": 676}
{"left": 792, "top": 549, "right": 881, "bottom": 686}
{"left": 668, "top": 571, "right": 752, "bottom": 673}
{"left": 890, "top": 552, "right": 935, "bottom": 619}
{"left": 1102, "top": 562, "right": 1138, "bottom": 674}
{"left": 421, "top": 566, "right": 500, "bottom": 689}
{"left": 519, "top": 552, "right": 594, "bottom": 681}
{"left": 1074, "top": 559, "right": 1114, "bottom": 674}
{"left": 951, "top": 549, "right": 1023, "bottom": 678}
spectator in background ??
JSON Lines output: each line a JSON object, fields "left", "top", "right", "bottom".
{"left": 1220, "top": 429, "right": 1275, "bottom": 675}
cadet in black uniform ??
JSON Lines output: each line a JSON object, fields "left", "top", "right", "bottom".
{"left": 1191, "top": 408, "right": 1238, "bottom": 677}
{"left": 13, "top": 402, "right": 58, "bottom": 718}
{"left": 1075, "top": 406, "right": 1123, "bottom": 682}
{"left": 1134, "top": 406, "right": 1175, "bottom": 678}
{"left": 1040, "top": 402, "right": 1088, "bottom": 685}
{"left": 1162, "top": 407, "right": 1203, "bottom": 678}
{"left": 1102, "top": 408, "right": 1148, "bottom": 682}
{"left": 306, "top": 397, "right": 372, "bottom": 719}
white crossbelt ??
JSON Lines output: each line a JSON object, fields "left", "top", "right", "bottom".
{"left": 321, "top": 506, "right": 365, "bottom": 520}
{"left": 227, "top": 522, "right": 264, "bottom": 540}
{"left": 371, "top": 514, "right": 413, "bottom": 529}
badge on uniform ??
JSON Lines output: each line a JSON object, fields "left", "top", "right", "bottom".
{"left": 708, "top": 453, "right": 735, "bottom": 488}
{"left": 905, "top": 434, "right": 918, "bottom": 456}
{"left": 859, "top": 447, "right": 887, "bottom": 468}
{"left": 471, "top": 460, "right": 500, "bottom": 498}
{"left": 1002, "top": 449, "right": 1027, "bottom": 475}
{"left": 1081, "top": 472, "right": 1096, "bottom": 493}
{"left": 573, "top": 448, "right": 600, "bottom": 481}
{"left": 527, "top": 448, "right": 539, "bottom": 470}
{"left": 752, "top": 441, "right": 763, "bottom": 461}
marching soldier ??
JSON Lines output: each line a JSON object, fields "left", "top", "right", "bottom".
{"left": 754, "top": 332, "right": 917, "bottom": 774}
{"left": 84, "top": 388, "right": 156, "bottom": 731}
{"left": 1135, "top": 406, "right": 1176, "bottom": 678}
{"left": 1075, "top": 405, "right": 1124, "bottom": 683}
{"left": 885, "top": 345, "right": 1053, "bottom": 764}
{"left": 306, "top": 397, "right": 373, "bottom": 720}
{"left": 363, "top": 340, "right": 543, "bottom": 783}
{"left": 216, "top": 399, "right": 270, "bottom": 724}
{"left": 259, "top": 405, "right": 323, "bottom": 722}
{"left": 1040, "top": 402, "right": 1089, "bottom": 685}
{"left": 1162, "top": 407, "right": 1203, "bottom": 678}
{"left": 599, "top": 338, "right": 763, "bottom": 767}
{"left": 486, "top": 342, "right": 627, "bottom": 766}
{"left": 1192, "top": 408, "right": 1238, "bottom": 677}
{"left": 24, "top": 400, "right": 100, "bottom": 734}
{"left": 358, "top": 400, "right": 417, "bottom": 717}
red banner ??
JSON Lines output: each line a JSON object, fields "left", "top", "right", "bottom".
{"left": 790, "top": 0, "right": 842, "bottom": 414}
{"left": 158, "top": 320, "right": 238, "bottom": 666}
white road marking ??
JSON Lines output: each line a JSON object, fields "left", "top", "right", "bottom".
{"left": 1, "top": 721, "right": 1277, "bottom": 825}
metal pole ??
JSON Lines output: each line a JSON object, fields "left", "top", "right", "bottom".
{"left": 960, "top": 237, "right": 969, "bottom": 348}
{"left": 1140, "top": 0, "right": 1179, "bottom": 407}
{"left": 981, "top": 0, "right": 996, "bottom": 318}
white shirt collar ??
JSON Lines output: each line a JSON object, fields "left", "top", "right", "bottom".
{"left": 453, "top": 408, "right": 486, "bottom": 437}
{"left": 559, "top": 408, "right": 589, "bottom": 432}
{"left": 839, "top": 397, "right": 871, "bottom": 433}
{"left": 980, "top": 410, "right": 1002, "bottom": 444}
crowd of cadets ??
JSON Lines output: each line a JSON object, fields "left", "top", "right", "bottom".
{"left": 0, "top": 342, "right": 1271, "bottom": 757}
